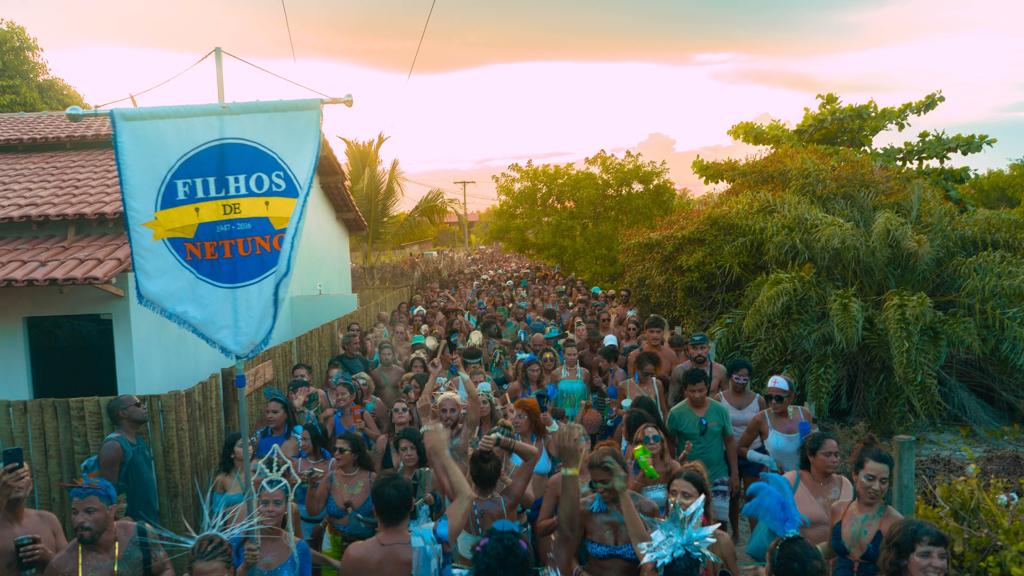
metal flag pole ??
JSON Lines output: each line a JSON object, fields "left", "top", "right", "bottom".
{"left": 64, "top": 45, "right": 355, "bottom": 532}
{"left": 211, "top": 46, "right": 259, "bottom": 521}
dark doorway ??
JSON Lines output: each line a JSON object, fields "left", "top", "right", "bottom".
{"left": 27, "top": 314, "right": 117, "bottom": 399}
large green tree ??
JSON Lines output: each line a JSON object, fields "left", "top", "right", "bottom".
{"left": 0, "top": 20, "right": 85, "bottom": 112}
{"left": 487, "top": 150, "right": 678, "bottom": 284}
{"left": 341, "top": 133, "right": 458, "bottom": 267}
{"left": 621, "top": 93, "right": 1023, "bottom": 431}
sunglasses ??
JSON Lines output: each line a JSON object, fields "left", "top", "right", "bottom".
{"left": 588, "top": 479, "right": 613, "bottom": 491}
{"left": 333, "top": 447, "right": 352, "bottom": 455}
{"left": 392, "top": 406, "right": 410, "bottom": 414}
{"left": 642, "top": 434, "right": 663, "bottom": 444}
{"left": 765, "top": 394, "right": 789, "bottom": 404}
{"left": 699, "top": 416, "right": 708, "bottom": 437}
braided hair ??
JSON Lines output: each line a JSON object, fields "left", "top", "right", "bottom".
{"left": 187, "top": 534, "right": 233, "bottom": 572}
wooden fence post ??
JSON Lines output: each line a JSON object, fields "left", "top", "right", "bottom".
{"left": 892, "top": 435, "right": 916, "bottom": 516}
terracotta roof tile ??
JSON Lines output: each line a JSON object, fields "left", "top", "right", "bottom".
{"left": 0, "top": 112, "right": 366, "bottom": 231}
{"left": 0, "top": 112, "right": 112, "bottom": 146}
{"left": 0, "top": 234, "right": 130, "bottom": 286}
{"left": 0, "top": 148, "right": 122, "bottom": 222}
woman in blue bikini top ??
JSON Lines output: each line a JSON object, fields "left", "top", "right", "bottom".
{"left": 820, "top": 437, "right": 903, "bottom": 576}
{"left": 556, "top": 432, "right": 660, "bottom": 576}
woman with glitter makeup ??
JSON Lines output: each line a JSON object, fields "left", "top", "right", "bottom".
{"left": 554, "top": 424, "right": 658, "bottom": 576}
{"left": 819, "top": 436, "right": 903, "bottom": 576}
{"left": 304, "top": 433, "right": 377, "bottom": 576}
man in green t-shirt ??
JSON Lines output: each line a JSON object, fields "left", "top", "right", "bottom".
{"left": 667, "top": 367, "right": 739, "bottom": 530}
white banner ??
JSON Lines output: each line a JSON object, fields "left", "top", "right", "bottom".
{"left": 110, "top": 99, "right": 323, "bottom": 358}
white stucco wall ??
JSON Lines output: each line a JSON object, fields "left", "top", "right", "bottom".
{"left": 0, "top": 179, "right": 358, "bottom": 399}
{"left": 0, "top": 279, "right": 135, "bottom": 400}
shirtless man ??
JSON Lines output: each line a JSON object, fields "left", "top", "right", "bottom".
{"left": 669, "top": 332, "right": 727, "bottom": 403}
{"left": 417, "top": 358, "right": 481, "bottom": 473}
{"left": 45, "top": 479, "right": 174, "bottom": 576}
{"left": 626, "top": 315, "right": 677, "bottom": 381}
{"left": 0, "top": 463, "right": 66, "bottom": 575}
{"left": 371, "top": 342, "right": 406, "bottom": 409}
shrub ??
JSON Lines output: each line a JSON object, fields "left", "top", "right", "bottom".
{"left": 917, "top": 472, "right": 1024, "bottom": 575}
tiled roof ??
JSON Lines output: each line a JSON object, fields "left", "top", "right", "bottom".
{"left": 0, "top": 112, "right": 112, "bottom": 146}
{"left": 444, "top": 212, "right": 481, "bottom": 224}
{"left": 0, "top": 147, "right": 122, "bottom": 222}
{"left": 0, "top": 112, "right": 367, "bottom": 231}
{"left": 0, "top": 234, "right": 131, "bottom": 286}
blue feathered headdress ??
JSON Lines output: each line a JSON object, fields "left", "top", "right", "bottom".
{"left": 740, "top": 472, "right": 809, "bottom": 560}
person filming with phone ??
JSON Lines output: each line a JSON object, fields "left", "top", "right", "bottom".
{"left": 0, "top": 458, "right": 67, "bottom": 575}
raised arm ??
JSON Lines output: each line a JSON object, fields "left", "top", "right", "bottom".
{"left": 424, "top": 424, "right": 474, "bottom": 539}
{"left": 417, "top": 359, "right": 443, "bottom": 423}
{"left": 554, "top": 424, "right": 585, "bottom": 576}
{"left": 606, "top": 456, "right": 651, "bottom": 559}
{"left": 463, "top": 372, "right": 481, "bottom": 435}
{"left": 490, "top": 435, "right": 538, "bottom": 506}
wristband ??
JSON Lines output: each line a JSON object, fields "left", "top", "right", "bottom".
{"left": 747, "top": 449, "right": 775, "bottom": 469}
{"left": 563, "top": 467, "right": 580, "bottom": 477}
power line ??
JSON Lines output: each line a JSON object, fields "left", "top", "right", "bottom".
{"left": 222, "top": 50, "right": 334, "bottom": 99}
{"left": 280, "top": 0, "right": 297, "bottom": 63}
{"left": 406, "top": 0, "right": 438, "bottom": 81}
{"left": 93, "top": 50, "right": 215, "bottom": 109}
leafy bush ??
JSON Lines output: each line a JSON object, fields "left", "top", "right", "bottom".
{"left": 620, "top": 93, "right": 1024, "bottom": 431}
{"left": 917, "top": 472, "right": 1024, "bottom": 575}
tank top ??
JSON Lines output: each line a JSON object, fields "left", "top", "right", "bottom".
{"left": 718, "top": 391, "right": 762, "bottom": 450}
{"left": 764, "top": 409, "right": 805, "bottom": 472}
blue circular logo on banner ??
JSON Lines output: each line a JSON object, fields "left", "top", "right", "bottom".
{"left": 152, "top": 138, "right": 301, "bottom": 287}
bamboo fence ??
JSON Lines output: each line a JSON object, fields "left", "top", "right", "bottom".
{"left": 0, "top": 285, "right": 411, "bottom": 538}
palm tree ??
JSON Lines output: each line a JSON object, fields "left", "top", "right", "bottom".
{"left": 340, "top": 133, "right": 459, "bottom": 272}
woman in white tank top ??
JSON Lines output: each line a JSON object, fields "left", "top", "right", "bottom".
{"left": 738, "top": 374, "right": 816, "bottom": 474}
{"left": 718, "top": 359, "right": 766, "bottom": 538}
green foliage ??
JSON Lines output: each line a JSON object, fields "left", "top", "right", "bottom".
{"left": 0, "top": 20, "right": 85, "bottom": 112}
{"left": 487, "top": 150, "right": 678, "bottom": 284}
{"left": 697, "top": 92, "right": 996, "bottom": 207}
{"left": 962, "top": 159, "right": 1024, "bottom": 210}
{"left": 341, "top": 133, "right": 458, "bottom": 264}
{"left": 917, "top": 474, "right": 1024, "bottom": 575}
{"left": 621, "top": 93, "right": 1024, "bottom": 431}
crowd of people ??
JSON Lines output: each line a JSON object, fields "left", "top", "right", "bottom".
{"left": 0, "top": 248, "right": 954, "bottom": 576}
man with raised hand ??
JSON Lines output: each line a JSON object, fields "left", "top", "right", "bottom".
{"left": 338, "top": 425, "right": 475, "bottom": 576}
{"left": 0, "top": 463, "right": 67, "bottom": 575}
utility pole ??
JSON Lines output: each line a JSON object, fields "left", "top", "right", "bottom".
{"left": 453, "top": 180, "right": 475, "bottom": 250}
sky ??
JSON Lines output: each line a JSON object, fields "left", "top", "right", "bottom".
{"left": 5, "top": 0, "right": 1023, "bottom": 209}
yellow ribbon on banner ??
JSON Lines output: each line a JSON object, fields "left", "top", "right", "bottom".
{"left": 142, "top": 196, "right": 297, "bottom": 240}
